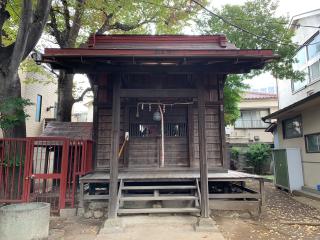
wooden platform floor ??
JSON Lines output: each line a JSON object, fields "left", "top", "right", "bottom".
{"left": 80, "top": 169, "right": 263, "bottom": 182}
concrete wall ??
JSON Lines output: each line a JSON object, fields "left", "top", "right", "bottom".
{"left": 0, "top": 72, "right": 57, "bottom": 137}
{"left": 227, "top": 98, "right": 278, "bottom": 144}
{"left": 277, "top": 104, "right": 320, "bottom": 190}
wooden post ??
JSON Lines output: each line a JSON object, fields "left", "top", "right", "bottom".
{"left": 197, "top": 77, "right": 210, "bottom": 218}
{"left": 92, "top": 84, "right": 99, "bottom": 170}
{"left": 188, "top": 105, "right": 195, "bottom": 168}
{"left": 107, "top": 75, "right": 121, "bottom": 219}
{"left": 218, "top": 76, "right": 228, "bottom": 169}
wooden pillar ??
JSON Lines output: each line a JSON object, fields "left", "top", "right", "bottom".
{"left": 197, "top": 77, "right": 210, "bottom": 218}
{"left": 107, "top": 75, "right": 121, "bottom": 219}
{"left": 92, "top": 84, "right": 99, "bottom": 169}
{"left": 218, "top": 76, "right": 228, "bottom": 169}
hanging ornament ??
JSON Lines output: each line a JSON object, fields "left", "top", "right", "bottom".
{"left": 149, "top": 104, "right": 151, "bottom": 112}
{"left": 141, "top": 103, "right": 144, "bottom": 110}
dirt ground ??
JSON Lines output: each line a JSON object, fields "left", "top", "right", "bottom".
{"left": 49, "top": 182, "right": 320, "bottom": 240}
{"left": 214, "top": 182, "right": 320, "bottom": 240}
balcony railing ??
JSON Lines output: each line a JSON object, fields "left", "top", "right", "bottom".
{"left": 234, "top": 119, "right": 269, "bottom": 129}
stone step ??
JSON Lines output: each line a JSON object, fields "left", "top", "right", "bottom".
{"left": 122, "top": 185, "right": 197, "bottom": 190}
{"left": 118, "top": 207, "right": 200, "bottom": 214}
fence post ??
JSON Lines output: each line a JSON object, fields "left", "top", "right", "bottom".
{"left": 59, "top": 138, "right": 70, "bottom": 209}
{"left": 22, "top": 138, "right": 32, "bottom": 202}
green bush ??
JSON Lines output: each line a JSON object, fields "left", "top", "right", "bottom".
{"left": 246, "top": 143, "right": 271, "bottom": 175}
{"left": 231, "top": 147, "right": 240, "bottom": 160}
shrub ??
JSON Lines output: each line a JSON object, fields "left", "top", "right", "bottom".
{"left": 231, "top": 147, "right": 240, "bottom": 160}
{"left": 246, "top": 143, "right": 271, "bottom": 174}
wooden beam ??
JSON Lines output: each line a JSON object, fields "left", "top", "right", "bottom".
{"left": 107, "top": 74, "right": 121, "bottom": 219}
{"left": 50, "top": 62, "right": 255, "bottom": 74}
{"left": 119, "top": 89, "right": 197, "bottom": 98}
{"left": 197, "top": 76, "right": 210, "bottom": 218}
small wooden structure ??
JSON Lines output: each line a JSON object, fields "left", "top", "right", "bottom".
{"left": 41, "top": 35, "right": 275, "bottom": 219}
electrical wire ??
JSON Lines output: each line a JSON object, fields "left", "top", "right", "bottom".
{"left": 190, "top": 0, "right": 320, "bottom": 48}
{"left": 232, "top": 17, "right": 320, "bottom": 29}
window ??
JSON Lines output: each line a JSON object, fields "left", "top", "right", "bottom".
{"left": 283, "top": 116, "right": 302, "bottom": 139}
{"left": 292, "top": 68, "right": 309, "bottom": 91}
{"left": 164, "top": 123, "right": 187, "bottom": 137}
{"left": 291, "top": 33, "right": 320, "bottom": 92}
{"left": 130, "top": 124, "right": 159, "bottom": 137}
{"left": 294, "top": 47, "right": 307, "bottom": 68}
{"left": 309, "top": 60, "right": 320, "bottom": 82}
{"left": 307, "top": 34, "right": 320, "bottom": 60}
{"left": 35, "top": 95, "right": 42, "bottom": 122}
{"left": 305, "top": 133, "right": 320, "bottom": 153}
{"left": 234, "top": 109, "right": 269, "bottom": 129}
{"left": 129, "top": 123, "right": 187, "bottom": 137}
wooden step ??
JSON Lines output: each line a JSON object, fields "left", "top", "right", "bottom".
{"left": 121, "top": 195, "right": 198, "bottom": 201}
{"left": 118, "top": 207, "right": 200, "bottom": 214}
{"left": 122, "top": 185, "right": 197, "bottom": 190}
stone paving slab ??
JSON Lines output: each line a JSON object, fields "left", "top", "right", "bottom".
{"left": 96, "top": 215, "right": 225, "bottom": 240}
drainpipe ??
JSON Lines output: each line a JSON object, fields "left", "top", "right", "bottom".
{"left": 159, "top": 105, "right": 165, "bottom": 168}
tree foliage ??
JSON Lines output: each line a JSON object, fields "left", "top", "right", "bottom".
{"left": 0, "top": 97, "right": 32, "bottom": 136}
{"left": 246, "top": 143, "right": 271, "bottom": 174}
{"left": 224, "top": 75, "right": 249, "bottom": 124}
{"left": 0, "top": 0, "right": 52, "bottom": 138}
{"left": 46, "top": 0, "right": 207, "bottom": 121}
{"left": 197, "top": 0, "right": 301, "bottom": 124}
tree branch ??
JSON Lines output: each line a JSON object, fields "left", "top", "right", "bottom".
{"left": 96, "top": 12, "right": 114, "bottom": 34}
{"left": 48, "top": 7, "right": 64, "bottom": 46}
{"left": 61, "top": 0, "right": 71, "bottom": 32}
{"left": 23, "top": 0, "right": 52, "bottom": 60}
{"left": 8, "top": 0, "right": 33, "bottom": 76}
{"left": 74, "top": 87, "right": 92, "bottom": 103}
{"left": 68, "top": 0, "right": 85, "bottom": 47}
{"left": 109, "top": 19, "right": 154, "bottom": 31}
{"left": 0, "top": 0, "right": 10, "bottom": 46}
{"left": 98, "top": 14, "right": 156, "bottom": 34}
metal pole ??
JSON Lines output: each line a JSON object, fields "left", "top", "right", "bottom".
{"left": 159, "top": 105, "right": 165, "bottom": 168}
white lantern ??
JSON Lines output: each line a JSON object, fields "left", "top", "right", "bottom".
{"left": 153, "top": 111, "right": 161, "bottom": 121}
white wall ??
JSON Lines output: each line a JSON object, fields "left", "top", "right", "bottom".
{"left": 277, "top": 104, "right": 320, "bottom": 190}
{"left": 0, "top": 72, "right": 57, "bottom": 137}
{"left": 278, "top": 12, "right": 320, "bottom": 109}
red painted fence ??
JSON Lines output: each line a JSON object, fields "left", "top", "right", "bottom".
{"left": 0, "top": 137, "right": 93, "bottom": 213}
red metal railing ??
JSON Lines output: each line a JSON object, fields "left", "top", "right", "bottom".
{"left": 0, "top": 137, "right": 93, "bottom": 213}
{"left": 0, "top": 138, "right": 28, "bottom": 203}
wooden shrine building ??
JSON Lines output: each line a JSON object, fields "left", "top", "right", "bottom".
{"left": 41, "top": 35, "right": 276, "bottom": 221}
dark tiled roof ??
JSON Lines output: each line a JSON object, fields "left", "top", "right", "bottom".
{"left": 41, "top": 122, "right": 93, "bottom": 140}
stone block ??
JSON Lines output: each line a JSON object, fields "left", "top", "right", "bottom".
{"left": 194, "top": 217, "right": 219, "bottom": 232}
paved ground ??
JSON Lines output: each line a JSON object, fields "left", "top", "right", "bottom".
{"left": 95, "top": 215, "right": 225, "bottom": 240}
{"left": 49, "top": 182, "right": 320, "bottom": 240}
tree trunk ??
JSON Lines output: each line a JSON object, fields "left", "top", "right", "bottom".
{"left": 56, "top": 71, "right": 75, "bottom": 121}
{"left": 0, "top": 74, "right": 26, "bottom": 138}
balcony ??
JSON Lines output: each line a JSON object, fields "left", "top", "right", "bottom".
{"left": 234, "top": 119, "right": 269, "bottom": 129}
